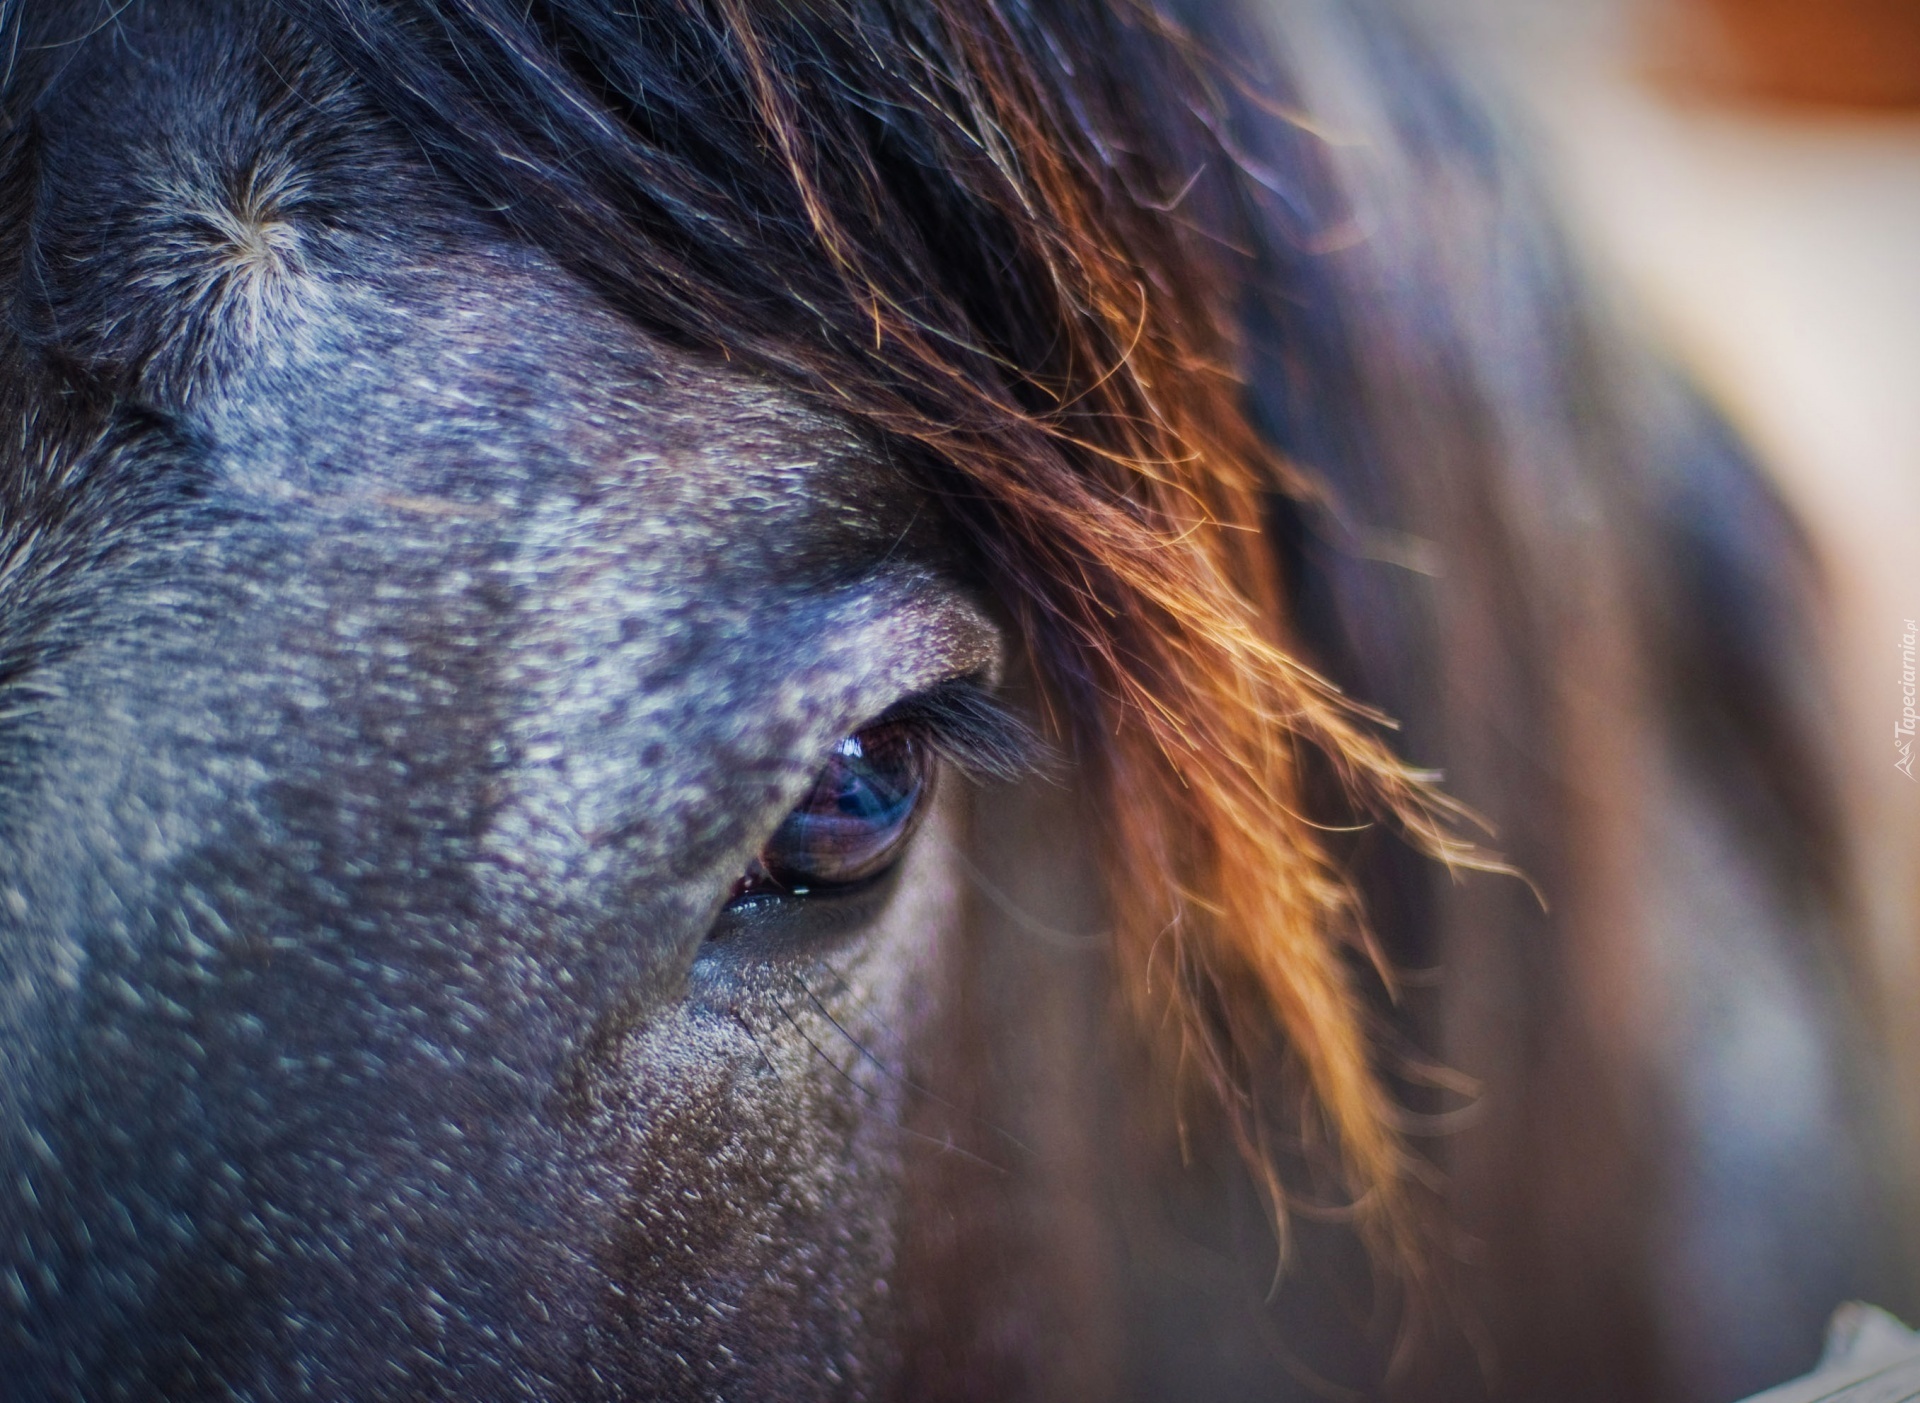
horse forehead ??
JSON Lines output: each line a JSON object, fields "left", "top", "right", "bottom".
{"left": 197, "top": 246, "right": 907, "bottom": 579}
{"left": 31, "top": 8, "right": 914, "bottom": 580}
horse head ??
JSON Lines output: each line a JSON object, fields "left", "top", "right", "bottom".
{"left": 0, "top": 1, "right": 1906, "bottom": 1398}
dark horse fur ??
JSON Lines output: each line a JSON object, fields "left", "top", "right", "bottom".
{"left": 0, "top": 0, "right": 1911, "bottom": 1399}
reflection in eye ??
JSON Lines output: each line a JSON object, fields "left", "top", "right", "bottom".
{"left": 732, "top": 723, "right": 933, "bottom": 900}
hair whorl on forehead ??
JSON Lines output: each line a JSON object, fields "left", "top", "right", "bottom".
{"left": 306, "top": 0, "right": 1487, "bottom": 1265}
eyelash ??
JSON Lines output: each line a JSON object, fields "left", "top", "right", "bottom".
{"left": 880, "top": 677, "right": 1039, "bottom": 783}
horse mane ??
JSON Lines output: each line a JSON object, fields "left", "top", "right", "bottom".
{"left": 2, "top": 0, "right": 1847, "bottom": 1312}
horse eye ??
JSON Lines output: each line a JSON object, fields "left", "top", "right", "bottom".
{"left": 732, "top": 723, "right": 933, "bottom": 900}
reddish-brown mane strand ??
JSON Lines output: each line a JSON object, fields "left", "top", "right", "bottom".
{"left": 305, "top": 0, "right": 1496, "bottom": 1273}
{"left": 712, "top": 0, "right": 1489, "bottom": 1270}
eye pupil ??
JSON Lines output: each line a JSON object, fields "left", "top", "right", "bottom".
{"left": 734, "top": 723, "right": 932, "bottom": 899}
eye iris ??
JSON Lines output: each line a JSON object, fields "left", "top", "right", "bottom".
{"left": 750, "top": 725, "right": 930, "bottom": 893}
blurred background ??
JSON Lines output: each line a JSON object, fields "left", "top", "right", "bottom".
{"left": 1422, "top": 0, "right": 1920, "bottom": 1208}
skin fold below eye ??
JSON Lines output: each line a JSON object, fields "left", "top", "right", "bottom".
{"left": 730, "top": 722, "right": 934, "bottom": 901}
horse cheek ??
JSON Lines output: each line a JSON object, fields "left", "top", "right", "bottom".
{"left": 578, "top": 785, "right": 965, "bottom": 1397}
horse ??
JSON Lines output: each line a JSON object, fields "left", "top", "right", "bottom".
{"left": 0, "top": 0, "right": 1909, "bottom": 1398}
